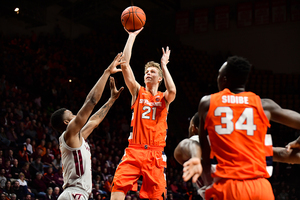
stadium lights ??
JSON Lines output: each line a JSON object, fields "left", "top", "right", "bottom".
{"left": 14, "top": 8, "right": 20, "bottom": 14}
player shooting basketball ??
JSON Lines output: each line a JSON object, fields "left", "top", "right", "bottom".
{"left": 111, "top": 28, "right": 176, "bottom": 200}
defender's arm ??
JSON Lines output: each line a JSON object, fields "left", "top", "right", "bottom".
{"left": 81, "top": 77, "right": 124, "bottom": 139}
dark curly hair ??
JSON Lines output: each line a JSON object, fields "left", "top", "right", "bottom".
{"left": 50, "top": 108, "right": 67, "bottom": 133}
{"left": 225, "top": 56, "right": 252, "bottom": 86}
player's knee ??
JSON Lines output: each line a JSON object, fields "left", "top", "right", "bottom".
{"left": 111, "top": 192, "right": 126, "bottom": 200}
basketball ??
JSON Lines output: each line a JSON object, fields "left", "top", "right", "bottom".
{"left": 121, "top": 6, "right": 146, "bottom": 32}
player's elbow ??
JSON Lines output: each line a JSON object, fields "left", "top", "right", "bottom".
{"left": 174, "top": 139, "right": 191, "bottom": 165}
{"left": 89, "top": 120, "right": 99, "bottom": 130}
{"left": 85, "top": 90, "right": 99, "bottom": 106}
{"left": 165, "top": 89, "right": 176, "bottom": 104}
{"left": 174, "top": 144, "right": 181, "bottom": 159}
{"left": 169, "top": 88, "right": 177, "bottom": 96}
{"left": 86, "top": 96, "right": 98, "bottom": 106}
{"left": 174, "top": 145, "right": 183, "bottom": 165}
{"left": 91, "top": 122, "right": 99, "bottom": 130}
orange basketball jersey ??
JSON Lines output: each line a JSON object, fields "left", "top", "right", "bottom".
{"left": 129, "top": 87, "right": 168, "bottom": 146}
{"left": 205, "top": 89, "right": 273, "bottom": 180}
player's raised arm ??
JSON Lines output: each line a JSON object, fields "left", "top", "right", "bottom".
{"left": 81, "top": 77, "right": 124, "bottom": 140}
{"left": 261, "top": 98, "right": 300, "bottom": 129}
{"left": 120, "top": 28, "right": 143, "bottom": 98}
{"left": 161, "top": 46, "right": 176, "bottom": 104}
{"left": 65, "top": 53, "right": 124, "bottom": 140}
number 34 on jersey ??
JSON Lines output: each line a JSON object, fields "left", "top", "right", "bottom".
{"left": 214, "top": 107, "right": 257, "bottom": 136}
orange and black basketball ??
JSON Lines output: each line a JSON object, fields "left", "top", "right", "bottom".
{"left": 121, "top": 6, "right": 146, "bottom": 32}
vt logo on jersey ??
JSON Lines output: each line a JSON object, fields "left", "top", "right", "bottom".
{"left": 72, "top": 194, "right": 82, "bottom": 200}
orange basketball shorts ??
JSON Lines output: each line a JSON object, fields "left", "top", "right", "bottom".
{"left": 205, "top": 177, "right": 274, "bottom": 200}
{"left": 112, "top": 144, "right": 167, "bottom": 199}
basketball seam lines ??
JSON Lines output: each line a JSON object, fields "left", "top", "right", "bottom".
{"left": 124, "top": 11, "right": 130, "bottom": 29}
{"left": 122, "top": 7, "right": 145, "bottom": 31}
{"left": 135, "top": 14, "right": 145, "bottom": 24}
{"left": 135, "top": 8, "right": 145, "bottom": 24}
{"left": 132, "top": 7, "right": 135, "bottom": 31}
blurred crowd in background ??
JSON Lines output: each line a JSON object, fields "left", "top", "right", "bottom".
{"left": 0, "top": 29, "right": 299, "bottom": 200}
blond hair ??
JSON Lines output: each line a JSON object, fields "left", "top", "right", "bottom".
{"left": 144, "top": 61, "right": 163, "bottom": 78}
{"left": 19, "top": 172, "right": 25, "bottom": 178}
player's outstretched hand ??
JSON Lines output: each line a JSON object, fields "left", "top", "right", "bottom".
{"left": 286, "top": 136, "right": 300, "bottom": 151}
{"left": 161, "top": 46, "right": 171, "bottom": 66}
{"left": 182, "top": 157, "right": 203, "bottom": 183}
{"left": 107, "top": 53, "right": 125, "bottom": 74}
{"left": 124, "top": 27, "right": 144, "bottom": 36}
{"left": 110, "top": 77, "right": 124, "bottom": 100}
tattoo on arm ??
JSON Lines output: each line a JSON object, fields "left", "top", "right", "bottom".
{"left": 95, "top": 102, "right": 113, "bottom": 120}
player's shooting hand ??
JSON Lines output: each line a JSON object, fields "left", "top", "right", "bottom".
{"left": 125, "top": 27, "right": 144, "bottom": 36}
{"left": 182, "top": 157, "right": 202, "bottom": 183}
{"left": 286, "top": 136, "right": 300, "bottom": 151}
{"left": 110, "top": 77, "right": 124, "bottom": 100}
{"left": 107, "top": 53, "right": 125, "bottom": 74}
{"left": 161, "top": 46, "right": 171, "bottom": 66}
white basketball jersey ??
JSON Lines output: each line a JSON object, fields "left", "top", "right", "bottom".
{"left": 189, "top": 135, "right": 199, "bottom": 142}
{"left": 59, "top": 132, "right": 92, "bottom": 195}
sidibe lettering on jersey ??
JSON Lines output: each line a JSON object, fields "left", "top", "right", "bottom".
{"left": 222, "top": 95, "right": 249, "bottom": 104}
{"left": 139, "top": 99, "right": 162, "bottom": 107}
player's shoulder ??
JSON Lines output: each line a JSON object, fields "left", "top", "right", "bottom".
{"left": 132, "top": 84, "right": 142, "bottom": 97}
{"left": 261, "top": 98, "right": 275, "bottom": 103}
{"left": 135, "top": 85, "right": 142, "bottom": 95}
{"left": 198, "top": 95, "right": 211, "bottom": 115}
{"left": 199, "top": 95, "right": 211, "bottom": 107}
{"left": 139, "top": 85, "right": 145, "bottom": 91}
{"left": 158, "top": 90, "right": 165, "bottom": 96}
{"left": 190, "top": 135, "right": 200, "bottom": 143}
{"left": 200, "top": 95, "right": 211, "bottom": 103}
{"left": 58, "top": 131, "right": 65, "bottom": 142}
{"left": 260, "top": 98, "right": 281, "bottom": 110}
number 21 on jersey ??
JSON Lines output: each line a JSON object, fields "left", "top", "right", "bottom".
{"left": 142, "top": 106, "right": 157, "bottom": 120}
{"left": 131, "top": 106, "right": 157, "bottom": 121}
{"left": 214, "top": 107, "right": 257, "bottom": 136}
